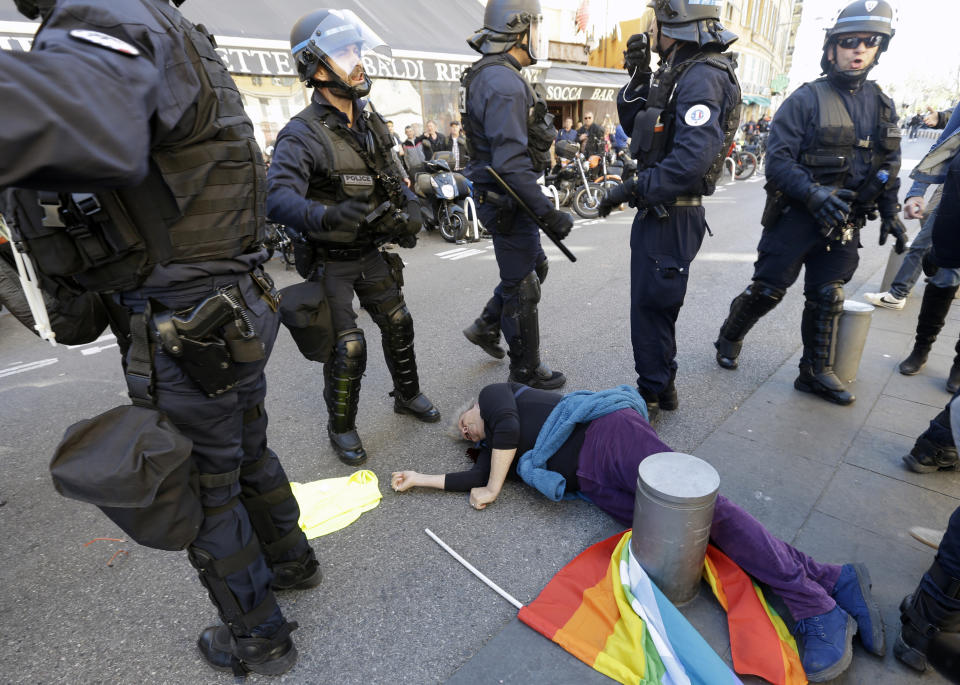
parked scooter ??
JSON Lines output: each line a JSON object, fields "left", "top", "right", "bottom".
{"left": 412, "top": 152, "right": 479, "bottom": 243}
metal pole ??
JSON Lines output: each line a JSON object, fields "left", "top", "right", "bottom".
{"left": 424, "top": 528, "right": 524, "bottom": 610}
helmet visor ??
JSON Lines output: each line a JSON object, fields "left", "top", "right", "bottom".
{"left": 295, "top": 10, "right": 390, "bottom": 75}
{"left": 526, "top": 14, "right": 543, "bottom": 60}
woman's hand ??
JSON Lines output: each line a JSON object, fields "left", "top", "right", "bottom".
{"left": 391, "top": 471, "right": 420, "bottom": 492}
{"left": 469, "top": 486, "right": 500, "bottom": 510}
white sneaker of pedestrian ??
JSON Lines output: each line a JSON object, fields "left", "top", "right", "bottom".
{"left": 864, "top": 291, "right": 905, "bottom": 310}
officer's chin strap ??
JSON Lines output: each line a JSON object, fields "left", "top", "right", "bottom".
{"left": 0, "top": 214, "right": 56, "bottom": 345}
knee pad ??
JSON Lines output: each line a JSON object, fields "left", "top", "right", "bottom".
{"left": 335, "top": 329, "right": 366, "bottom": 362}
{"left": 748, "top": 280, "right": 786, "bottom": 302}
{"left": 518, "top": 271, "right": 541, "bottom": 307}
{"left": 385, "top": 301, "right": 413, "bottom": 330}
{"left": 809, "top": 281, "right": 845, "bottom": 316}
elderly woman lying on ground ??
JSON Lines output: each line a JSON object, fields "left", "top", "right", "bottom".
{"left": 392, "top": 383, "right": 881, "bottom": 682}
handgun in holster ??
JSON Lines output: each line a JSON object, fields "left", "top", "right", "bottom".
{"left": 760, "top": 187, "right": 788, "bottom": 229}
{"left": 152, "top": 286, "right": 264, "bottom": 397}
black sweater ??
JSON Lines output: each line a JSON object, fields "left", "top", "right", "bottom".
{"left": 444, "top": 383, "right": 585, "bottom": 492}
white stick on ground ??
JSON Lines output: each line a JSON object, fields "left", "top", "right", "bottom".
{"left": 424, "top": 528, "right": 524, "bottom": 610}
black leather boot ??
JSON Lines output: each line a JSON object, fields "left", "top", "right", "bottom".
{"left": 658, "top": 370, "right": 678, "bottom": 411}
{"left": 900, "top": 284, "right": 958, "bottom": 375}
{"left": 198, "top": 621, "right": 299, "bottom": 676}
{"left": 903, "top": 435, "right": 959, "bottom": 473}
{"left": 794, "top": 282, "right": 854, "bottom": 406}
{"left": 639, "top": 387, "right": 660, "bottom": 421}
{"left": 463, "top": 317, "right": 505, "bottom": 359}
{"left": 948, "top": 336, "right": 960, "bottom": 393}
{"left": 715, "top": 281, "right": 786, "bottom": 369}
{"left": 895, "top": 560, "right": 960, "bottom": 673}
{"left": 271, "top": 548, "right": 322, "bottom": 591}
{"left": 375, "top": 302, "right": 440, "bottom": 423}
{"left": 505, "top": 272, "right": 566, "bottom": 390}
{"left": 324, "top": 329, "right": 367, "bottom": 466}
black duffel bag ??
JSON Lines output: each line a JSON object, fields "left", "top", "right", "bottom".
{"left": 278, "top": 280, "right": 335, "bottom": 362}
{"left": 50, "top": 405, "right": 201, "bottom": 551}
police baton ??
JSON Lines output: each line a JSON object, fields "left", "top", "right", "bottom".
{"left": 483, "top": 166, "right": 577, "bottom": 263}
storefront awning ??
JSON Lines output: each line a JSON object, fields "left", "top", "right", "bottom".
{"left": 543, "top": 65, "right": 630, "bottom": 102}
{"left": 742, "top": 95, "right": 772, "bottom": 107}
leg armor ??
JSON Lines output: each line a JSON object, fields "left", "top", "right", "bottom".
{"left": 324, "top": 329, "right": 367, "bottom": 465}
{"left": 900, "top": 284, "right": 958, "bottom": 375}
{"left": 714, "top": 281, "right": 785, "bottom": 369}
{"left": 895, "top": 559, "right": 960, "bottom": 672}
{"left": 464, "top": 294, "right": 505, "bottom": 359}
{"left": 504, "top": 271, "right": 565, "bottom": 389}
{"left": 238, "top": 406, "right": 319, "bottom": 590}
{"left": 795, "top": 281, "right": 854, "bottom": 405}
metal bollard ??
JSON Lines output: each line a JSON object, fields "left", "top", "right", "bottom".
{"left": 834, "top": 300, "right": 874, "bottom": 384}
{"left": 631, "top": 452, "right": 720, "bottom": 605}
{"left": 879, "top": 242, "right": 911, "bottom": 294}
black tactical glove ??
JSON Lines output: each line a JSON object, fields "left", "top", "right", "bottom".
{"left": 535, "top": 256, "right": 549, "bottom": 284}
{"left": 598, "top": 179, "right": 637, "bottom": 218}
{"left": 879, "top": 214, "right": 908, "bottom": 254}
{"left": 317, "top": 197, "right": 369, "bottom": 242}
{"left": 923, "top": 250, "right": 941, "bottom": 278}
{"left": 623, "top": 33, "right": 651, "bottom": 74}
{"left": 805, "top": 185, "right": 856, "bottom": 232}
{"left": 402, "top": 198, "right": 423, "bottom": 236}
{"left": 396, "top": 234, "right": 418, "bottom": 249}
{"left": 539, "top": 208, "right": 574, "bottom": 240}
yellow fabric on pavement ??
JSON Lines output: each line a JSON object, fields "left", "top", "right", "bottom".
{"left": 290, "top": 470, "right": 382, "bottom": 539}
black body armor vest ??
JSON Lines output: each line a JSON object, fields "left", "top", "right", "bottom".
{"left": 629, "top": 51, "right": 741, "bottom": 196}
{"left": 460, "top": 54, "right": 555, "bottom": 173}
{"left": 291, "top": 102, "right": 402, "bottom": 248}
{"left": 12, "top": 2, "right": 266, "bottom": 294}
{"left": 799, "top": 78, "right": 900, "bottom": 188}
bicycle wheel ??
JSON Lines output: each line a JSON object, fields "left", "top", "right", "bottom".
{"left": 735, "top": 152, "right": 758, "bottom": 180}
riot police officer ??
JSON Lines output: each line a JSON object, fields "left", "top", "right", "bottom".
{"left": 460, "top": 0, "right": 574, "bottom": 390}
{"left": 1, "top": 0, "right": 317, "bottom": 676}
{"left": 598, "top": 0, "right": 741, "bottom": 419}
{"left": 712, "top": 0, "right": 905, "bottom": 407}
{"left": 267, "top": 10, "right": 440, "bottom": 467}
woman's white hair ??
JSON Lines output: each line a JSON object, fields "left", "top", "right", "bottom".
{"left": 446, "top": 398, "right": 478, "bottom": 441}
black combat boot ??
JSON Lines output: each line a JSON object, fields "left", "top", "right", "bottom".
{"left": 715, "top": 281, "right": 786, "bottom": 369}
{"left": 900, "top": 284, "right": 958, "bottom": 375}
{"left": 374, "top": 302, "right": 440, "bottom": 423}
{"left": 505, "top": 272, "right": 566, "bottom": 390}
{"left": 324, "top": 329, "right": 367, "bottom": 466}
{"left": 198, "top": 621, "right": 299, "bottom": 677}
{"left": 947, "top": 336, "right": 960, "bottom": 394}
{"left": 794, "top": 282, "right": 854, "bottom": 405}
{"left": 270, "top": 548, "right": 322, "bottom": 591}
{"left": 463, "top": 317, "right": 506, "bottom": 359}
{"left": 895, "top": 560, "right": 960, "bottom": 673}
{"left": 658, "top": 370, "right": 678, "bottom": 411}
{"left": 903, "top": 434, "right": 959, "bottom": 473}
{"left": 639, "top": 387, "right": 660, "bottom": 421}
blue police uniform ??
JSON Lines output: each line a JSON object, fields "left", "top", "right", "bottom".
{"left": 755, "top": 80, "right": 901, "bottom": 290}
{"left": 617, "top": 43, "right": 740, "bottom": 405}
{"left": 268, "top": 88, "right": 439, "bottom": 466}
{"left": 463, "top": 53, "right": 566, "bottom": 387}
{"left": 0, "top": 0, "right": 313, "bottom": 667}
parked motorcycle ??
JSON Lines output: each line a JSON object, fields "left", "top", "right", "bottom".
{"left": 413, "top": 153, "right": 477, "bottom": 243}
{"left": 547, "top": 140, "right": 606, "bottom": 219}
{"left": 608, "top": 149, "right": 637, "bottom": 183}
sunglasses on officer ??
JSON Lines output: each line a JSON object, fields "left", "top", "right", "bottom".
{"left": 835, "top": 35, "right": 883, "bottom": 49}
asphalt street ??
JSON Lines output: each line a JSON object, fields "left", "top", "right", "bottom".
{"left": 0, "top": 139, "right": 930, "bottom": 684}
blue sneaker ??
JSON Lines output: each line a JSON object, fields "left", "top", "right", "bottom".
{"left": 831, "top": 563, "right": 886, "bottom": 656}
{"left": 794, "top": 605, "right": 856, "bottom": 682}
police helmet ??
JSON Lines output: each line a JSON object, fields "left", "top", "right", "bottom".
{"left": 289, "top": 9, "right": 389, "bottom": 97}
{"left": 820, "top": 0, "right": 895, "bottom": 76}
{"left": 467, "top": 0, "right": 544, "bottom": 64}
{"left": 648, "top": 0, "right": 738, "bottom": 50}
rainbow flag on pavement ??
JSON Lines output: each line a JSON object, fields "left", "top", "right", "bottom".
{"left": 703, "top": 545, "right": 807, "bottom": 685}
{"left": 518, "top": 531, "right": 741, "bottom": 685}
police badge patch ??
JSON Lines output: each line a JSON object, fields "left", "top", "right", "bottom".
{"left": 68, "top": 30, "right": 140, "bottom": 56}
{"left": 865, "top": 0, "right": 878, "bottom": 10}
